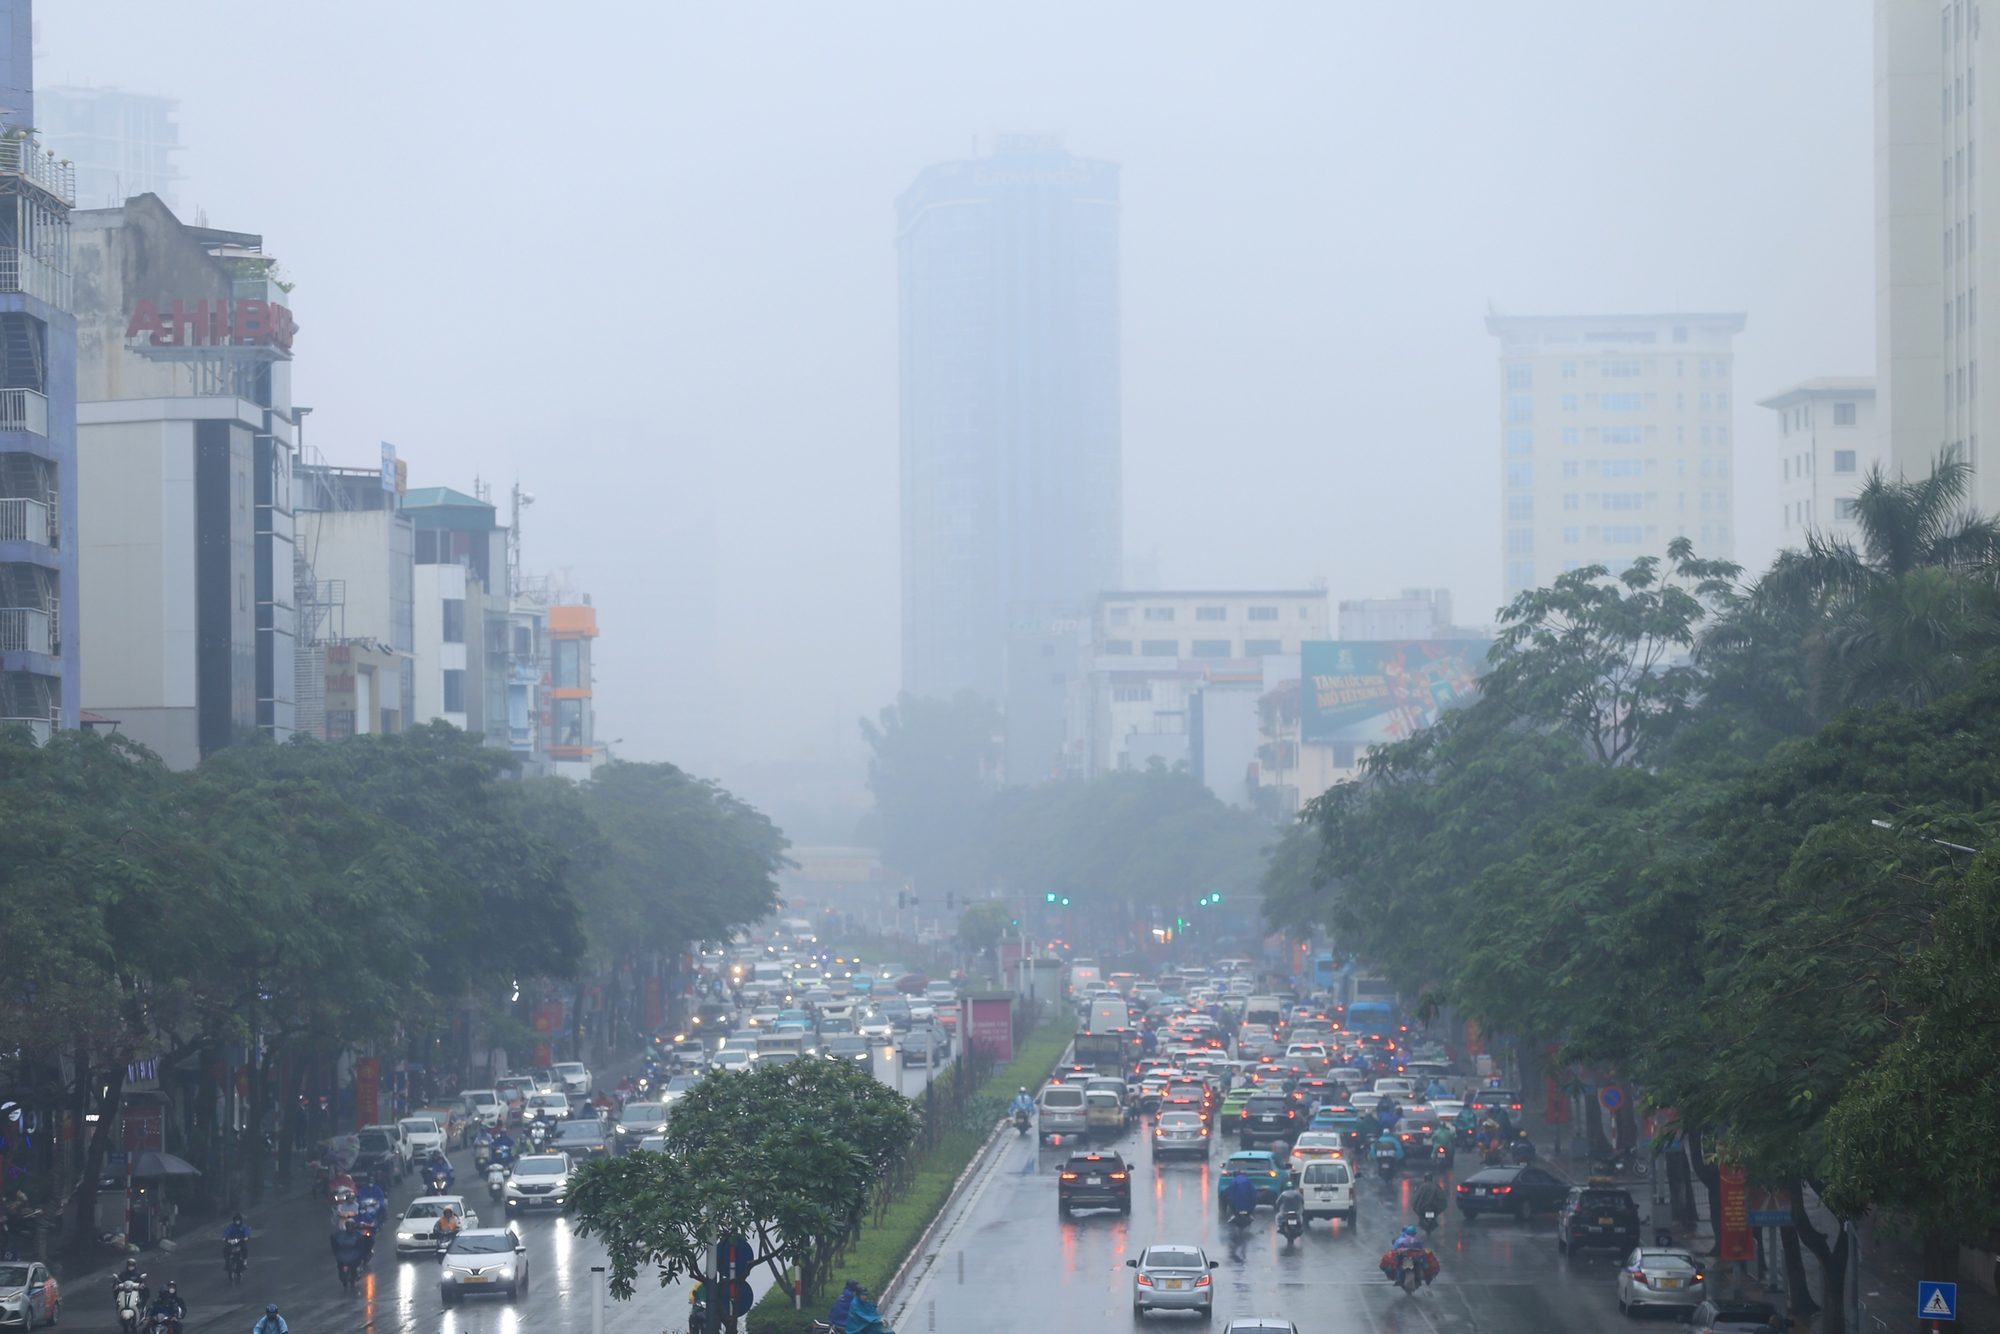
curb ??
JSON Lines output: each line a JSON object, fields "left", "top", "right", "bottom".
{"left": 878, "top": 1118, "right": 1009, "bottom": 1318}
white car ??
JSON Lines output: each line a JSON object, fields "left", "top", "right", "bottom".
{"left": 713, "top": 1048, "right": 756, "bottom": 1072}
{"left": 397, "top": 1196, "right": 479, "bottom": 1255}
{"left": 857, "top": 1011, "right": 894, "bottom": 1040}
{"left": 1287, "top": 1131, "right": 1347, "bottom": 1175}
{"left": 460, "top": 1089, "right": 504, "bottom": 1129}
{"left": 504, "top": 1154, "right": 574, "bottom": 1212}
{"left": 523, "top": 1092, "right": 569, "bottom": 1124}
{"left": 552, "top": 1062, "right": 591, "bottom": 1096}
{"left": 399, "top": 1116, "right": 447, "bottom": 1159}
{"left": 439, "top": 1227, "right": 529, "bottom": 1304}
{"left": 1372, "top": 1077, "right": 1416, "bottom": 1099}
{"left": 1297, "top": 1158, "right": 1356, "bottom": 1224}
{"left": 1617, "top": 1248, "right": 1708, "bottom": 1315}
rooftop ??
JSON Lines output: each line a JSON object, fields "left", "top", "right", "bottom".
{"left": 1755, "top": 377, "right": 1876, "bottom": 411}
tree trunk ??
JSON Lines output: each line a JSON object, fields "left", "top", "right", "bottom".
{"left": 1790, "top": 1186, "right": 1848, "bottom": 1334}
{"left": 1666, "top": 1145, "right": 1697, "bottom": 1233}
{"left": 64, "top": 1054, "right": 128, "bottom": 1268}
{"left": 1685, "top": 1127, "right": 1723, "bottom": 1252}
{"left": 1779, "top": 1223, "right": 1820, "bottom": 1321}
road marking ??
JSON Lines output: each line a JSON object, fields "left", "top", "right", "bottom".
{"left": 887, "top": 1133, "right": 1026, "bottom": 1328}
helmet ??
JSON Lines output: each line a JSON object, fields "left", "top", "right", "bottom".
{"left": 165, "top": 1281, "right": 177, "bottom": 1292}
{"left": 1401, "top": 1226, "right": 1417, "bottom": 1237}
{"left": 1019, "top": 1087, "right": 1028, "bottom": 1095}
{"left": 266, "top": 1305, "right": 280, "bottom": 1315}
{"left": 232, "top": 1213, "right": 243, "bottom": 1224}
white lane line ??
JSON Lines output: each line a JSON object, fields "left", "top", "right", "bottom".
{"left": 885, "top": 1133, "right": 1027, "bottom": 1328}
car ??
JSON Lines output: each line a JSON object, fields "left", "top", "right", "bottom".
{"left": 823, "top": 1034, "right": 873, "bottom": 1067}
{"left": 0, "top": 1260, "right": 58, "bottom": 1328}
{"left": 749, "top": 1005, "right": 783, "bottom": 1027}
{"left": 899, "top": 1028, "right": 949, "bottom": 1066}
{"left": 1617, "top": 1248, "right": 1708, "bottom": 1315}
{"left": 923, "top": 980, "right": 956, "bottom": 1003}
{"left": 1220, "top": 1320, "right": 1297, "bottom": 1334}
{"left": 1469, "top": 1087, "right": 1525, "bottom": 1117}
{"left": 1296, "top": 1157, "right": 1356, "bottom": 1224}
{"left": 418, "top": 1105, "right": 467, "bottom": 1148}
{"left": 1126, "top": 1243, "right": 1217, "bottom": 1318}
{"left": 552, "top": 1062, "right": 591, "bottom": 1096}
{"left": 1558, "top": 1185, "right": 1642, "bottom": 1256}
{"left": 460, "top": 1088, "right": 505, "bottom": 1130}
{"left": 1239, "top": 1094, "right": 1300, "bottom": 1146}
{"left": 1455, "top": 1164, "right": 1567, "bottom": 1219}
{"left": 523, "top": 1092, "right": 570, "bottom": 1125}
{"left": 615, "top": 1101, "right": 669, "bottom": 1150}
{"left": 1218, "top": 1087, "right": 1253, "bottom": 1133}
{"left": 493, "top": 1076, "right": 536, "bottom": 1122}
{"left": 550, "top": 1118, "right": 610, "bottom": 1160}
{"left": 399, "top": 1116, "right": 447, "bottom": 1160}
{"left": 1286, "top": 1131, "right": 1347, "bottom": 1175}
{"left": 634, "top": 1133, "right": 669, "bottom": 1154}
{"left": 1152, "top": 1110, "right": 1211, "bottom": 1159}
{"left": 1037, "top": 1084, "right": 1088, "bottom": 1141}
{"left": 439, "top": 1227, "right": 530, "bottom": 1303}
{"left": 713, "top": 1048, "right": 755, "bottom": 1072}
{"left": 857, "top": 1011, "right": 895, "bottom": 1040}
{"left": 1058, "top": 1150, "right": 1131, "bottom": 1215}
{"left": 396, "top": 1196, "right": 479, "bottom": 1255}
{"left": 1371, "top": 1077, "right": 1416, "bottom": 1100}
{"left": 1684, "top": 1299, "right": 1782, "bottom": 1333}
{"left": 503, "top": 1154, "right": 573, "bottom": 1211}
{"left": 659, "top": 1073, "right": 705, "bottom": 1105}
{"left": 1216, "top": 1151, "right": 1285, "bottom": 1210}
{"left": 894, "top": 973, "right": 930, "bottom": 995}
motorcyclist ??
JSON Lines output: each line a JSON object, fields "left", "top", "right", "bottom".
{"left": 222, "top": 1211, "right": 251, "bottom": 1266}
{"left": 425, "top": 1150, "right": 455, "bottom": 1189}
{"left": 330, "top": 1217, "right": 370, "bottom": 1278}
{"left": 146, "top": 1279, "right": 186, "bottom": 1332}
{"left": 1391, "top": 1224, "right": 1427, "bottom": 1253}
{"left": 252, "top": 1303, "right": 287, "bottom": 1334}
{"left": 491, "top": 1127, "right": 515, "bottom": 1165}
{"left": 357, "top": 1174, "right": 388, "bottom": 1214}
{"left": 1275, "top": 1183, "right": 1306, "bottom": 1222}
{"left": 1424, "top": 1078, "right": 1450, "bottom": 1101}
{"left": 1430, "top": 1121, "right": 1456, "bottom": 1168}
{"left": 844, "top": 1288, "right": 889, "bottom": 1334}
{"left": 1008, "top": 1088, "right": 1036, "bottom": 1118}
{"left": 827, "top": 1278, "right": 860, "bottom": 1328}
{"left": 111, "top": 1258, "right": 149, "bottom": 1308}
{"left": 433, "top": 1206, "right": 462, "bottom": 1249}
{"left": 1373, "top": 1128, "right": 1405, "bottom": 1167}
{"left": 1411, "top": 1172, "right": 1449, "bottom": 1221}
{"left": 1224, "top": 1170, "right": 1258, "bottom": 1217}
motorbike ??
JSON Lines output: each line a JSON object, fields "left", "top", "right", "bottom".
{"left": 336, "top": 1254, "right": 361, "bottom": 1290}
{"left": 1395, "top": 1250, "right": 1425, "bottom": 1295}
{"left": 1013, "top": 1109, "right": 1031, "bottom": 1137}
{"left": 1277, "top": 1206, "right": 1305, "bottom": 1247}
{"left": 1608, "top": 1146, "right": 1652, "bottom": 1179}
{"left": 1227, "top": 1207, "right": 1254, "bottom": 1233}
{"left": 424, "top": 1164, "right": 453, "bottom": 1194}
{"left": 146, "top": 1312, "right": 180, "bottom": 1334}
{"left": 224, "top": 1236, "right": 248, "bottom": 1283}
{"left": 113, "top": 1277, "right": 147, "bottom": 1334}
{"left": 1509, "top": 1135, "right": 1537, "bottom": 1164}
{"left": 487, "top": 1163, "right": 508, "bottom": 1201}
{"left": 1418, "top": 1207, "right": 1441, "bottom": 1236}
{"left": 433, "top": 1223, "right": 461, "bottom": 1260}
{"left": 472, "top": 1140, "right": 492, "bottom": 1171}
{"left": 1374, "top": 1146, "right": 1401, "bottom": 1182}
{"left": 526, "top": 1122, "right": 553, "bottom": 1151}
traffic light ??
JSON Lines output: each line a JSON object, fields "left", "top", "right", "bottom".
{"left": 1059, "top": 896, "right": 1071, "bottom": 906}
{"left": 1045, "top": 892, "right": 1057, "bottom": 903}
{"left": 946, "top": 891, "right": 954, "bottom": 910}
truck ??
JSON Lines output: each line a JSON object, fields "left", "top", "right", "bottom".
{"left": 1342, "top": 973, "right": 1396, "bottom": 1027}
{"left": 1067, "top": 960, "right": 1102, "bottom": 998}
{"left": 1242, "top": 995, "right": 1284, "bottom": 1032}
{"left": 1072, "top": 1029, "right": 1140, "bottom": 1075}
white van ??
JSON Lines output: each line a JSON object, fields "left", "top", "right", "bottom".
{"left": 1037, "top": 1084, "right": 1089, "bottom": 1141}
{"left": 1298, "top": 1158, "right": 1356, "bottom": 1224}
{"left": 1086, "top": 999, "right": 1131, "bottom": 1034}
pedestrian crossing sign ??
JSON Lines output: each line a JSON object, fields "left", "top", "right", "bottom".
{"left": 1918, "top": 1280, "right": 1957, "bottom": 1319}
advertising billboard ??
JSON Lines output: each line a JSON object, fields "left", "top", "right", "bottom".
{"left": 1299, "top": 640, "right": 1491, "bottom": 746}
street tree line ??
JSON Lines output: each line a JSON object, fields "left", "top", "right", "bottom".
{"left": 1263, "top": 457, "right": 2000, "bottom": 1333}
{"left": 0, "top": 721, "right": 787, "bottom": 1263}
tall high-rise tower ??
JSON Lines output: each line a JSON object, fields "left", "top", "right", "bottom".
{"left": 896, "top": 135, "right": 1122, "bottom": 704}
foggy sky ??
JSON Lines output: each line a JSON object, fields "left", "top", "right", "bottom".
{"left": 38, "top": 2, "right": 1873, "bottom": 833}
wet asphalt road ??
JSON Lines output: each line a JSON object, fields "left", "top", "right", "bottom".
{"left": 67, "top": 1043, "right": 950, "bottom": 1334}
{"left": 888, "top": 1120, "right": 1658, "bottom": 1334}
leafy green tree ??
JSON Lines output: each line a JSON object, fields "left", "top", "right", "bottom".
{"left": 859, "top": 692, "right": 1002, "bottom": 896}
{"left": 955, "top": 899, "right": 1014, "bottom": 956}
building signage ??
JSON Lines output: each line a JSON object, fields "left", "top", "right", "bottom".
{"left": 966, "top": 995, "right": 1015, "bottom": 1062}
{"left": 1717, "top": 1162, "right": 1754, "bottom": 1261}
{"left": 355, "top": 1056, "right": 379, "bottom": 1132}
{"left": 1299, "top": 640, "right": 1492, "bottom": 746}
{"left": 124, "top": 298, "right": 296, "bottom": 353}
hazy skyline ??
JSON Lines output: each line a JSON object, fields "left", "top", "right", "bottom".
{"left": 36, "top": 1, "right": 1874, "bottom": 831}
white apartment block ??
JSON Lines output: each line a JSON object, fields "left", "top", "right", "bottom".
{"left": 1486, "top": 312, "right": 1748, "bottom": 595}
{"left": 1876, "top": 0, "right": 2000, "bottom": 503}
{"left": 1757, "top": 378, "right": 1882, "bottom": 543}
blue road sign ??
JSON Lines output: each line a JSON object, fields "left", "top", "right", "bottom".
{"left": 1598, "top": 1087, "right": 1624, "bottom": 1112}
{"left": 716, "top": 1236, "right": 755, "bottom": 1280}
{"left": 1918, "top": 1280, "right": 1957, "bottom": 1320}
{"left": 717, "top": 1278, "right": 754, "bottom": 1316}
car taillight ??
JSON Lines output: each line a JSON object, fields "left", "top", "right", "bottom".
{"left": 1194, "top": 1275, "right": 1211, "bottom": 1288}
{"left": 1288, "top": 1110, "right": 1297, "bottom": 1119}
{"left": 1134, "top": 1274, "right": 1153, "bottom": 1287}
{"left": 1491, "top": 1185, "right": 1511, "bottom": 1194}
{"left": 1631, "top": 1269, "right": 1645, "bottom": 1286}
{"left": 1061, "top": 1172, "right": 1078, "bottom": 1180}
{"left": 1110, "top": 1172, "right": 1127, "bottom": 1180}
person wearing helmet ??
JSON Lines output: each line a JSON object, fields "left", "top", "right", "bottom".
{"left": 1008, "top": 1087, "right": 1035, "bottom": 1117}
{"left": 147, "top": 1279, "right": 187, "bottom": 1334}
{"left": 252, "top": 1303, "right": 288, "bottom": 1334}
{"left": 1392, "top": 1224, "right": 1425, "bottom": 1251}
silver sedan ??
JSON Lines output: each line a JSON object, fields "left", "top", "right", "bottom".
{"left": 1127, "top": 1244, "right": 1218, "bottom": 1318}
{"left": 1617, "top": 1247, "right": 1707, "bottom": 1315}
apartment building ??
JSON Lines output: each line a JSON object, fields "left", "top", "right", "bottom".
{"left": 1757, "top": 378, "right": 1883, "bottom": 543}
{"left": 1486, "top": 312, "right": 1748, "bottom": 595}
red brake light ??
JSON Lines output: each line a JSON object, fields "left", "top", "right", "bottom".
{"left": 1194, "top": 1275, "right": 1211, "bottom": 1288}
{"left": 1492, "top": 1185, "right": 1512, "bottom": 1194}
{"left": 1135, "top": 1274, "right": 1153, "bottom": 1287}
{"left": 1110, "top": 1172, "right": 1127, "bottom": 1181}
{"left": 1060, "top": 1172, "right": 1078, "bottom": 1180}
{"left": 1632, "top": 1269, "right": 1645, "bottom": 1285}
{"left": 1455, "top": 1184, "right": 1468, "bottom": 1192}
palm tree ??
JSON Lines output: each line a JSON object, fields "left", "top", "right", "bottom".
{"left": 1716, "top": 452, "right": 2000, "bottom": 715}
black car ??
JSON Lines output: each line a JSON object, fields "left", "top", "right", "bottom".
{"left": 352, "top": 1127, "right": 403, "bottom": 1183}
{"left": 1468, "top": 1087, "right": 1524, "bottom": 1117}
{"left": 1240, "top": 1095, "right": 1300, "bottom": 1147}
{"left": 1058, "top": 1151, "right": 1132, "bottom": 1216}
{"left": 823, "top": 1035, "right": 873, "bottom": 1067}
{"left": 550, "top": 1118, "right": 610, "bottom": 1161}
{"left": 1558, "top": 1185, "right": 1641, "bottom": 1256}
{"left": 876, "top": 999, "right": 913, "bottom": 1032}
{"left": 1454, "top": 1164, "right": 1566, "bottom": 1219}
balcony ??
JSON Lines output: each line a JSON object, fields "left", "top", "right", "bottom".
{"left": 0, "top": 250, "right": 71, "bottom": 310}
{"left": 0, "top": 136, "right": 74, "bottom": 204}
{"left": 0, "top": 497, "right": 49, "bottom": 546}
{"left": 0, "top": 388, "right": 48, "bottom": 436}
{"left": 0, "top": 606, "right": 51, "bottom": 655}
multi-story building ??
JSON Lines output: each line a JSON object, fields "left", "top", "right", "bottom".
{"left": 0, "top": 82, "right": 77, "bottom": 740}
{"left": 38, "top": 86, "right": 183, "bottom": 213}
{"left": 403, "top": 485, "right": 510, "bottom": 740}
{"left": 292, "top": 459, "right": 411, "bottom": 740}
{"left": 547, "top": 599, "right": 597, "bottom": 781}
{"left": 1337, "top": 589, "right": 1469, "bottom": 641}
{"left": 1486, "top": 312, "right": 1749, "bottom": 596}
{"left": 72, "top": 195, "right": 296, "bottom": 762}
{"left": 1875, "top": 0, "right": 2000, "bottom": 503}
{"left": 897, "top": 134, "right": 1122, "bottom": 704}
{"left": 1757, "top": 378, "right": 1882, "bottom": 544}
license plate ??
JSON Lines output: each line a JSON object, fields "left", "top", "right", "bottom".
{"left": 463, "top": 1276, "right": 489, "bottom": 1283}
{"left": 1476, "top": 1188, "right": 1489, "bottom": 1195}
{"left": 1598, "top": 1217, "right": 1615, "bottom": 1225}
{"left": 1087, "top": 1176, "right": 1101, "bottom": 1184}
{"left": 1163, "top": 1280, "right": 1184, "bottom": 1290}
{"left": 1658, "top": 1278, "right": 1680, "bottom": 1289}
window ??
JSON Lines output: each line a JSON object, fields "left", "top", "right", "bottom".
{"left": 1605, "top": 526, "right": 1643, "bottom": 543}
{"left": 554, "top": 639, "right": 582, "bottom": 689}
{"left": 1141, "top": 640, "right": 1178, "bottom": 657}
{"left": 1143, "top": 607, "right": 1175, "bottom": 622}
{"left": 1507, "top": 561, "right": 1536, "bottom": 587}
{"left": 1603, "top": 460, "right": 1643, "bottom": 477}
{"left": 1834, "top": 449, "right": 1857, "bottom": 473}
{"left": 1602, "top": 393, "right": 1641, "bottom": 410}
{"left": 1563, "top": 493, "right": 1579, "bottom": 510}
{"left": 1835, "top": 497, "right": 1860, "bottom": 520}
{"left": 1701, "top": 459, "right": 1714, "bottom": 479}
{"left": 1507, "top": 429, "right": 1534, "bottom": 455}
{"left": 1562, "top": 460, "right": 1580, "bottom": 478}
{"left": 442, "top": 598, "right": 466, "bottom": 644}
{"left": 1829, "top": 401, "right": 1855, "bottom": 429}
{"left": 1247, "top": 606, "right": 1278, "bottom": 621}
{"left": 1701, "top": 426, "right": 1713, "bottom": 444}
{"left": 1507, "top": 529, "right": 1534, "bottom": 555}
{"left": 1506, "top": 462, "right": 1533, "bottom": 488}
{"left": 1699, "top": 359, "right": 1711, "bottom": 377}
{"left": 1561, "top": 361, "right": 1577, "bottom": 378}
{"left": 1604, "top": 492, "right": 1642, "bottom": 510}
{"left": 1109, "top": 607, "right": 1130, "bottom": 627}
{"left": 1112, "top": 685, "right": 1151, "bottom": 702}
{"left": 1507, "top": 495, "right": 1534, "bottom": 521}
{"left": 1333, "top": 742, "right": 1357, "bottom": 768}
{"left": 1244, "top": 639, "right": 1282, "bottom": 656}
{"left": 1603, "top": 426, "right": 1642, "bottom": 444}
{"left": 1563, "top": 526, "right": 1581, "bottom": 544}
{"left": 1191, "top": 640, "right": 1231, "bottom": 658}
{"left": 1195, "top": 606, "right": 1226, "bottom": 621}
{"left": 1506, "top": 395, "right": 1534, "bottom": 423}
{"left": 1506, "top": 364, "right": 1533, "bottom": 390}
{"left": 1717, "top": 491, "right": 1729, "bottom": 512}
{"left": 1561, "top": 394, "right": 1578, "bottom": 411}
{"left": 1103, "top": 640, "right": 1133, "bottom": 655}
{"left": 1673, "top": 326, "right": 1688, "bottom": 343}
{"left": 1601, "top": 360, "right": 1641, "bottom": 377}
{"left": 443, "top": 669, "right": 466, "bottom": 713}
{"left": 1563, "top": 428, "right": 1579, "bottom": 445}
{"left": 553, "top": 697, "right": 587, "bottom": 748}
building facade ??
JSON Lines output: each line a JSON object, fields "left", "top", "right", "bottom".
{"left": 39, "top": 86, "right": 183, "bottom": 213}
{"left": 1757, "top": 378, "right": 1882, "bottom": 544}
{"left": 1486, "top": 312, "right": 1748, "bottom": 596}
{"left": 292, "top": 462, "right": 412, "bottom": 741}
{"left": 72, "top": 196, "right": 294, "bottom": 763}
{"left": 404, "top": 485, "right": 510, "bottom": 739}
{"left": 1875, "top": 0, "right": 1999, "bottom": 502}
{"left": 548, "top": 601, "right": 597, "bottom": 781}
{"left": 1337, "top": 589, "right": 1464, "bottom": 641}
{"left": 897, "top": 135, "right": 1122, "bottom": 703}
